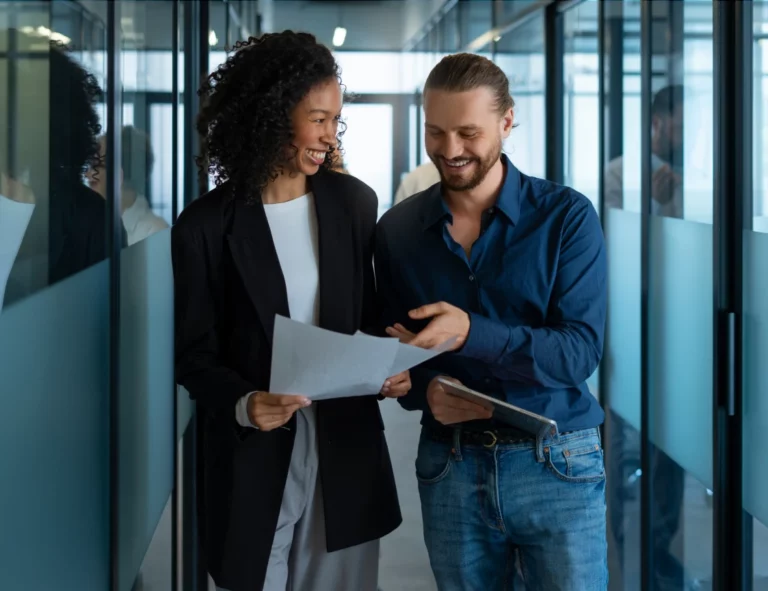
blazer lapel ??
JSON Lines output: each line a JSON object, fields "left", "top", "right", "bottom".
{"left": 226, "top": 198, "right": 289, "bottom": 346}
{"left": 311, "top": 172, "right": 356, "bottom": 333}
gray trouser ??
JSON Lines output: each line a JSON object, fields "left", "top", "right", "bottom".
{"left": 218, "top": 406, "right": 379, "bottom": 591}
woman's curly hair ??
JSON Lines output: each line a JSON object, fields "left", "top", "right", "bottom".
{"left": 49, "top": 40, "right": 103, "bottom": 182}
{"left": 197, "top": 31, "right": 346, "bottom": 201}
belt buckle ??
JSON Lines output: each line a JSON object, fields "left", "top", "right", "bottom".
{"left": 482, "top": 430, "right": 498, "bottom": 448}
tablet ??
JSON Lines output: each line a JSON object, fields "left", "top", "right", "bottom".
{"left": 437, "top": 377, "right": 558, "bottom": 439}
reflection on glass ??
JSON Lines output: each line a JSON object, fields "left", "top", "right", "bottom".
{"left": 498, "top": 0, "right": 540, "bottom": 23}
{"left": 647, "top": 1, "right": 714, "bottom": 589}
{"left": 602, "top": 2, "right": 643, "bottom": 588}
{"left": 747, "top": 3, "right": 768, "bottom": 586}
{"left": 495, "top": 14, "right": 545, "bottom": 178}
{"left": 0, "top": 12, "right": 108, "bottom": 312}
{"left": 117, "top": 3, "right": 175, "bottom": 591}
{"left": 563, "top": 0, "right": 599, "bottom": 212}
{"left": 86, "top": 125, "right": 169, "bottom": 246}
{"left": 458, "top": 0, "right": 493, "bottom": 49}
{"left": 605, "top": 84, "right": 685, "bottom": 217}
{"left": 0, "top": 3, "right": 111, "bottom": 588}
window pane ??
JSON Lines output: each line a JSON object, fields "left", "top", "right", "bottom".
{"left": 1, "top": 2, "right": 109, "bottom": 310}
{"left": 495, "top": 13, "right": 546, "bottom": 178}
{"left": 648, "top": 2, "right": 714, "bottom": 588}
{"left": 602, "top": 1, "right": 643, "bottom": 587}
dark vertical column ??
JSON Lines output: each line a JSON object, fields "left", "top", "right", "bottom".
{"left": 414, "top": 90, "right": 423, "bottom": 168}
{"left": 106, "top": 0, "right": 122, "bottom": 589}
{"left": 172, "top": 0, "right": 180, "bottom": 224}
{"left": 7, "top": 8, "right": 17, "bottom": 177}
{"left": 713, "top": 1, "right": 746, "bottom": 588}
{"left": 183, "top": 0, "right": 200, "bottom": 206}
{"left": 544, "top": 1, "right": 564, "bottom": 184}
{"left": 197, "top": 0, "right": 210, "bottom": 195}
{"left": 606, "top": 3, "right": 624, "bottom": 162}
{"left": 639, "top": 1, "right": 652, "bottom": 590}
{"left": 391, "top": 96, "right": 410, "bottom": 208}
{"left": 596, "top": 0, "right": 607, "bottom": 408}
{"left": 171, "top": 1, "right": 180, "bottom": 586}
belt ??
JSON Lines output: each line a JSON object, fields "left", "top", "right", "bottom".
{"left": 425, "top": 426, "right": 578, "bottom": 448}
{"left": 426, "top": 426, "right": 534, "bottom": 448}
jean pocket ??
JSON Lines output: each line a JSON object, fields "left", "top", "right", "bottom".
{"left": 415, "top": 437, "right": 453, "bottom": 485}
{"left": 545, "top": 438, "right": 606, "bottom": 484}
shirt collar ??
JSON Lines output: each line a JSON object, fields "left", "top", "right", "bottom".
{"left": 421, "top": 154, "right": 522, "bottom": 231}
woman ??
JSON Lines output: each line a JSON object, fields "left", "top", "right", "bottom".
{"left": 172, "top": 31, "right": 409, "bottom": 591}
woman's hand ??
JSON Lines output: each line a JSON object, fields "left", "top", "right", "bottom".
{"left": 247, "top": 392, "right": 311, "bottom": 431}
{"left": 380, "top": 370, "right": 411, "bottom": 398}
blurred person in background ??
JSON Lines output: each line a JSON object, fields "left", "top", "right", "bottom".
{"left": 87, "top": 125, "right": 169, "bottom": 246}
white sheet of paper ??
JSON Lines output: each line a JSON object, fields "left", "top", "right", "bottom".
{"left": 389, "top": 335, "right": 458, "bottom": 376}
{"left": 270, "top": 316, "right": 399, "bottom": 400}
{"left": 361, "top": 331, "right": 458, "bottom": 376}
{"left": 269, "top": 316, "right": 452, "bottom": 400}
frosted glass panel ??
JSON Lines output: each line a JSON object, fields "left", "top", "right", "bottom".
{"left": 605, "top": 208, "right": 641, "bottom": 430}
{"left": 118, "top": 230, "right": 175, "bottom": 591}
{"left": 648, "top": 215, "right": 713, "bottom": 488}
{"left": 0, "top": 263, "right": 110, "bottom": 589}
{"left": 743, "top": 230, "right": 768, "bottom": 526}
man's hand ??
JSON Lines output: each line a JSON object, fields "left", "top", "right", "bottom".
{"left": 385, "top": 301, "right": 470, "bottom": 351}
{"left": 380, "top": 370, "right": 411, "bottom": 398}
{"left": 247, "top": 392, "right": 311, "bottom": 431}
{"left": 427, "top": 376, "right": 492, "bottom": 425}
{"left": 651, "top": 164, "right": 681, "bottom": 206}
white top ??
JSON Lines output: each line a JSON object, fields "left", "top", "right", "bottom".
{"left": 0, "top": 194, "right": 35, "bottom": 311}
{"left": 122, "top": 195, "right": 169, "bottom": 246}
{"left": 235, "top": 193, "right": 320, "bottom": 427}
{"left": 604, "top": 153, "right": 683, "bottom": 218}
{"left": 394, "top": 161, "right": 441, "bottom": 205}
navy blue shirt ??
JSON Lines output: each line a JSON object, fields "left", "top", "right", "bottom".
{"left": 374, "top": 156, "right": 606, "bottom": 433}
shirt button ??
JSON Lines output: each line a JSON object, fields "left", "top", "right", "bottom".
{"left": 469, "top": 274, "right": 475, "bottom": 281}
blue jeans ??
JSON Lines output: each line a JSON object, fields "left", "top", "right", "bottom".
{"left": 416, "top": 427, "right": 608, "bottom": 591}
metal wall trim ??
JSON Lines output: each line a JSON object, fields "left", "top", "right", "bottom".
{"left": 544, "top": 1, "right": 564, "bottom": 184}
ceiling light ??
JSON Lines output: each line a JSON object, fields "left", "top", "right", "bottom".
{"left": 332, "top": 27, "right": 347, "bottom": 47}
{"left": 19, "top": 25, "right": 71, "bottom": 45}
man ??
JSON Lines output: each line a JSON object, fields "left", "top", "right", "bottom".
{"left": 375, "top": 53, "right": 608, "bottom": 590}
{"left": 394, "top": 161, "right": 440, "bottom": 205}
{"left": 604, "top": 84, "right": 684, "bottom": 217}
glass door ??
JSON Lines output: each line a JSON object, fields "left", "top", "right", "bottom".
{"left": 341, "top": 93, "right": 414, "bottom": 217}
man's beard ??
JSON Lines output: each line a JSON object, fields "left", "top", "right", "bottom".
{"left": 431, "top": 138, "right": 503, "bottom": 192}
